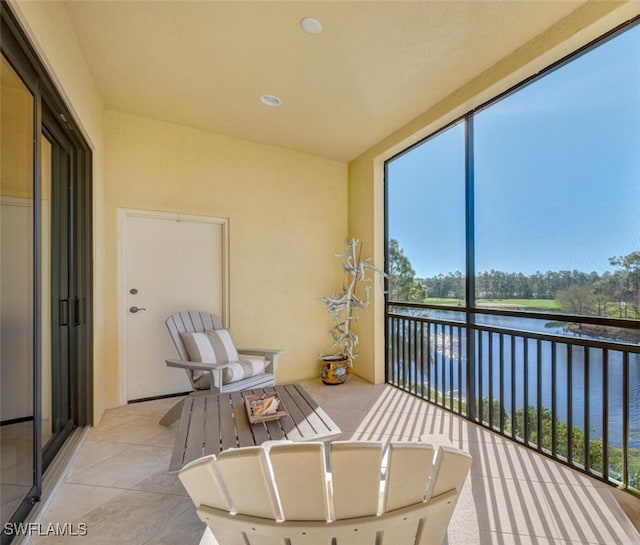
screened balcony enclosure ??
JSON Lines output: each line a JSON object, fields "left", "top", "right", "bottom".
{"left": 385, "top": 19, "right": 640, "bottom": 496}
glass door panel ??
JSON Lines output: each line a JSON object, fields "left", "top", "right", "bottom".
{"left": 41, "top": 116, "right": 74, "bottom": 466}
{"left": 41, "top": 135, "right": 53, "bottom": 448}
{"left": 0, "top": 53, "right": 36, "bottom": 527}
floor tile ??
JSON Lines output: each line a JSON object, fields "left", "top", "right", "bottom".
{"left": 87, "top": 416, "right": 170, "bottom": 445}
{"left": 37, "top": 483, "right": 124, "bottom": 527}
{"left": 141, "top": 504, "right": 209, "bottom": 544}
{"left": 66, "top": 444, "right": 171, "bottom": 489}
{"left": 64, "top": 439, "right": 130, "bottom": 475}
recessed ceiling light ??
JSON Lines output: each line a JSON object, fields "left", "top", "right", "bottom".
{"left": 300, "top": 17, "right": 322, "bottom": 34}
{"left": 260, "top": 95, "right": 282, "bottom": 107}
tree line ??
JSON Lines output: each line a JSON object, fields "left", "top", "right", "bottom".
{"left": 388, "top": 238, "right": 640, "bottom": 319}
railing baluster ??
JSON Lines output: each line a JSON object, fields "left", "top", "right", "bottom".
{"left": 449, "top": 324, "right": 454, "bottom": 410}
{"left": 392, "top": 316, "right": 397, "bottom": 386}
{"left": 537, "top": 339, "right": 542, "bottom": 453}
{"left": 489, "top": 332, "right": 494, "bottom": 429}
{"left": 552, "top": 341, "right": 557, "bottom": 458}
{"left": 568, "top": 345, "right": 573, "bottom": 465}
{"left": 408, "top": 318, "right": 413, "bottom": 393}
{"left": 477, "top": 329, "right": 483, "bottom": 424}
{"left": 411, "top": 321, "right": 422, "bottom": 394}
{"left": 387, "top": 317, "right": 392, "bottom": 383}
{"left": 511, "top": 334, "right": 516, "bottom": 441}
{"left": 419, "top": 321, "right": 425, "bottom": 398}
{"left": 584, "top": 347, "right": 590, "bottom": 473}
{"left": 622, "top": 351, "right": 630, "bottom": 489}
{"left": 440, "top": 324, "right": 447, "bottom": 407}
{"left": 500, "top": 333, "right": 505, "bottom": 434}
{"left": 402, "top": 318, "right": 408, "bottom": 391}
{"left": 434, "top": 323, "right": 439, "bottom": 405}
{"left": 458, "top": 325, "right": 463, "bottom": 415}
{"left": 602, "top": 348, "right": 609, "bottom": 483}
{"left": 426, "top": 322, "right": 432, "bottom": 402}
{"left": 523, "top": 335, "right": 528, "bottom": 444}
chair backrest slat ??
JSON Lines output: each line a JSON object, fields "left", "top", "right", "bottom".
{"left": 269, "top": 442, "right": 329, "bottom": 521}
{"left": 216, "top": 446, "right": 280, "bottom": 520}
{"left": 178, "top": 455, "right": 232, "bottom": 512}
{"left": 330, "top": 441, "right": 383, "bottom": 520}
{"left": 166, "top": 310, "right": 223, "bottom": 360}
{"left": 384, "top": 442, "right": 435, "bottom": 512}
{"left": 427, "top": 445, "right": 473, "bottom": 500}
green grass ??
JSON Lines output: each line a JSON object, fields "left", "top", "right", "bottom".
{"left": 423, "top": 297, "right": 465, "bottom": 306}
{"left": 478, "top": 298, "right": 560, "bottom": 310}
{"left": 421, "top": 297, "right": 639, "bottom": 319}
{"left": 423, "top": 297, "right": 560, "bottom": 311}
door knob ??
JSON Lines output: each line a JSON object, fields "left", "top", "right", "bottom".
{"left": 129, "top": 306, "right": 147, "bottom": 313}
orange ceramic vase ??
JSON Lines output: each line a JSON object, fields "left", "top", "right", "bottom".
{"left": 320, "top": 355, "right": 349, "bottom": 385}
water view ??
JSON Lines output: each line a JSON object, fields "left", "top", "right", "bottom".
{"left": 476, "top": 314, "right": 636, "bottom": 448}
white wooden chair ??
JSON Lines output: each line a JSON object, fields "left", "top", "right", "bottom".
{"left": 160, "top": 310, "right": 283, "bottom": 425}
{"left": 179, "top": 440, "right": 472, "bottom": 545}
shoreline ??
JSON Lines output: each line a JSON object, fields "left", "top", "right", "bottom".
{"left": 565, "top": 322, "right": 640, "bottom": 344}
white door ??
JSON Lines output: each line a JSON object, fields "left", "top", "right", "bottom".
{"left": 120, "top": 209, "right": 228, "bottom": 402}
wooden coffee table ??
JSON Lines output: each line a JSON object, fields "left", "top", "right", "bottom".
{"left": 169, "top": 383, "right": 341, "bottom": 472}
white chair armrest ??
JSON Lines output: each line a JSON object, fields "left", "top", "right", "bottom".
{"left": 236, "top": 348, "right": 284, "bottom": 356}
{"left": 165, "top": 358, "right": 230, "bottom": 371}
{"left": 236, "top": 349, "right": 283, "bottom": 373}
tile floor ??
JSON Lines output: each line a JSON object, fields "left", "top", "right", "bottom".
{"left": 23, "top": 377, "right": 640, "bottom": 544}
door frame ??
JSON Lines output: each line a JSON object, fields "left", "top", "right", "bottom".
{"left": 117, "top": 208, "right": 230, "bottom": 405}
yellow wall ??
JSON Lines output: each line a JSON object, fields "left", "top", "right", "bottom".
{"left": 348, "top": 0, "right": 639, "bottom": 384}
{"left": 1, "top": 59, "right": 33, "bottom": 199}
{"left": 103, "top": 111, "right": 347, "bottom": 404}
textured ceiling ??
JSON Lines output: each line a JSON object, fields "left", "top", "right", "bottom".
{"left": 64, "top": 1, "right": 588, "bottom": 162}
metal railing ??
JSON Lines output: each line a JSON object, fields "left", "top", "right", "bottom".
{"left": 386, "top": 304, "right": 640, "bottom": 491}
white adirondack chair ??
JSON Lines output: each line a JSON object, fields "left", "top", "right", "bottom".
{"left": 179, "top": 440, "right": 472, "bottom": 545}
{"left": 160, "top": 311, "right": 283, "bottom": 425}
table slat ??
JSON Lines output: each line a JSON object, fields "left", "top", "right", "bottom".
{"left": 169, "top": 397, "right": 194, "bottom": 471}
{"left": 203, "top": 395, "right": 221, "bottom": 456}
{"left": 219, "top": 394, "right": 238, "bottom": 451}
{"left": 183, "top": 396, "right": 206, "bottom": 464}
{"left": 230, "top": 391, "right": 255, "bottom": 448}
{"left": 292, "top": 383, "right": 341, "bottom": 436}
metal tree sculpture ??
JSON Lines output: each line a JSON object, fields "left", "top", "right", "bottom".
{"left": 320, "top": 238, "right": 387, "bottom": 366}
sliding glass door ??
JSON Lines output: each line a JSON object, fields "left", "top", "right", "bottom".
{"left": 1, "top": 4, "right": 93, "bottom": 539}
{"left": 41, "top": 112, "right": 76, "bottom": 470}
{"left": 0, "top": 52, "right": 37, "bottom": 531}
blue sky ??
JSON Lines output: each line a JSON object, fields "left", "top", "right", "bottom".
{"left": 387, "top": 22, "right": 640, "bottom": 279}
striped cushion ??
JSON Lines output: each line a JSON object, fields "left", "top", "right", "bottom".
{"left": 180, "top": 330, "right": 265, "bottom": 385}
{"left": 220, "top": 358, "right": 266, "bottom": 384}
{"left": 181, "top": 329, "right": 239, "bottom": 364}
